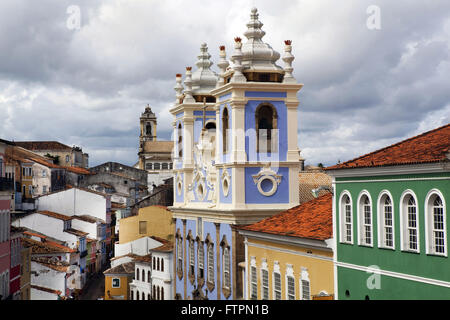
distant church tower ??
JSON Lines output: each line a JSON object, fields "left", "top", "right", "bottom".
{"left": 170, "top": 8, "right": 303, "bottom": 300}
{"left": 140, "top": 104, "right": 157, "bottom": 143}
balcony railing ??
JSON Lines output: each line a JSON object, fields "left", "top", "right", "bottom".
{"left": 0, "top": 177, "right": 14, "bottom": 192}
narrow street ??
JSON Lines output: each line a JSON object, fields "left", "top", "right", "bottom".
{"left": 79, "top": 272, "right": 106, "bottom": 300}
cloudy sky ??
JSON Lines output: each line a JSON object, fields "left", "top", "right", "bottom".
{"left": 0, "top": 0, "right": 449, "bottom": 167}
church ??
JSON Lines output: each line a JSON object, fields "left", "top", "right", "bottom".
{"left": 169, "top": 8, "right": 303, "bottom": 300}
{"left": 137, "top": 105, "right": 174, "bottom": 189}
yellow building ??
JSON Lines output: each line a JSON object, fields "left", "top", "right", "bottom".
{"left": 238, "top": 193, "right": 334, "bottom": 300}
{"left": 118, "top": 205, "right": 174, "bottom": 244}
{"left": 103, "top": 262, "right": 135, "bottom": 300}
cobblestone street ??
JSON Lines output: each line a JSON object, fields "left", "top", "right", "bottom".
{"left": 79, "top": 272, "right": 105, "bottom": 300}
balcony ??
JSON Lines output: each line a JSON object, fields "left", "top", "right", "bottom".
{"left": 0, "top": 177, "right": 14, "bottom": 192}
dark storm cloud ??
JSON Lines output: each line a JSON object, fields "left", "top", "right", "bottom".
{"left": 0, "top": 0, "right": 449, "bottom": 167}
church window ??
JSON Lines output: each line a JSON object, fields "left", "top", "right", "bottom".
{"left": 198, "top": 241, "right": 205, "bottom": 282}
{"left": 207, "top": 243, "right": 214, "bottom": 285}
{"left": 146, "top": 122, "right": 152, "bottom": 136}
{"left": 222, "top": 247, "right": 231, "bottom": 290}
{"left": 176, "top": 234, "right": 183, "bottom": 279}
{"left": 222, "top": 107, "right": 229, "bottom": 154}
{"left": 178, "top": 123, "right": 183, "bottom": 158}
{"left": 205, "top": 121, "right": 216, "bottom": 131}
{"left": 255, "top": 104, "right": 278, "bottom": 153}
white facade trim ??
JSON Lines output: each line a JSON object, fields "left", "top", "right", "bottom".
{"left": 376, "top": 190, "right": 396, "bottom": 250}
{"left": 336, "top": 261, "right": 450, "bottom": 288}
{"left": 424, "top": 188, "right": 447, "bottom": 257}
{"left": 399, "top": 189, "right": 420, "bottom": 253}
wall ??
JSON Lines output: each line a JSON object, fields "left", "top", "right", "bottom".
{"left": 120, "top": 206, "right": 174, "bottom": 244}
{"left": 246, "top": 237, "right": 334, "bottom": 300}
{"left": 335, "top": 171, "right": 450, "bottom": 299}
{"left": 105, "top": 274, "right": 132, "bottom": 300}
{"left": 30, "top": 261, "right": 66, "bottom": 299}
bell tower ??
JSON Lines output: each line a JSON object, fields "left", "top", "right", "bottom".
{"left": 140, "top": 104, "right": 157, "bottom": 143}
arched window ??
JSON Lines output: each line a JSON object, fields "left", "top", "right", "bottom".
{"left": 142, "top": 269, "right": 145, "bottom": 282}
{"left": 255, "top": 104, "right": 278, "bottom": 153}
{"left": 401, "top": 193, "right": 419, "bottom": 252}
{"left": 161, "top": 258, "right": 164, "bottom": 272}
{"left": 142, "top": 291, "right": 145, "bottom": 300}
{"left": 340, "top": 193, "right": 353, "bottom": 243}
{"left": 148, "top": 270, "right": 151, "bottom": 283}
{"left": 157, "top": 286, "right": 160, "bottom": 300}
{"left": 358, "top": 193, "right": 372, "bottom": 246}
{"left": 136, "top": 268, "right": 140, "bottom": 281}
{"left": 207, "top": 243, "right": 214, "bottom": 285}
{"left": 205, "top": 121, "right": 216, "bottom": 131}
{"left": 157, "top": 258, "right": 160, "bottom": 271}
{"left": 152, "top": 285, "right": 156, "bottom": 300}
{"left": 146, "top": 122, "right": 152, "bottom": 136}
{"left": 148, "top": 293, "right": 151, "bottom": 300}
{"left": 178, "top": 123, "right": 183, "bottom": 158}
{"left": 176, "top": 234, "right": 183, "bottom": 278}
{"left": 222, "top": 107, "right": 229, "bottom": 153}
{"left": 426, "top": 192, "right": 446, "bottom": 255}
{"left": 189, "top": 239, "right": 195, "bottom": 278}
{"left": 378, "top": 193, "right": 394, "bottom": 249}
{"left": 198, "top": 241, "right": 204, "bottom": 281}
{"left": 136, "top": 290, "right": 140, "bottom": 300}
{"left": 300, "top": 269, "right": 310, "bottom": 300}
{"left": 152, "top": 257, "right": 156, "bottom": 270}
{"left": 131, "top": 290, "right": 134, "bottom": 300}
{"left": 161, "top": 287, "right": 164, "bottom": 300}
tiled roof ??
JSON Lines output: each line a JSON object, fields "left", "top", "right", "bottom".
{"left": 239, "top": 193, "right": 333, "bottom": 241}
{"left": 65, "top": 228, "right": 89, "bottom": 237}
{"left": 326, "top": 123, "right": 450, "bottom": 170}
{"left": 110, "top": 253, "right": 141, "bottom": 261}
{"left": 32, "top": 257, "right": 70, "bottom": 272}
{"left": 66, "top": 166, "right": 92, "bottom": 175}
{"left": 133, "top": 254, "right": 153, "bottom": 263}
{"left": 15, "top": 141, "right": 72, "bottom": 151}
{"left": 37, "top": 210, "right": 73, "bottom": 221}
{"left": 150, "top": 236, "right": 173, "bottom": 252}
{"left": 103, "top": 261, "right": 135, "bottom": 275}
{"left": 143, "top": 141, "right": 174, "bottom": 153}
{"left": 22, "top": 237, "right": 75, "bottom": 254}
{"left": 30, "top": 285, "right": 62, "bottom": 296}
{"left": 298, "top": 171, "right": 332, "bottom": 204}
{"left": 73, "top": 215, "right": 105, "bottom": 224}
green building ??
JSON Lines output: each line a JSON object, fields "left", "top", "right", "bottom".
{"left": 326, "top": 124, "right": 450, "bottom": 300}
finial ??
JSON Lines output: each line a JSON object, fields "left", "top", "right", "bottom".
{"left": 282, "top": 40, "right": 296, "bottom": 83}
{"left": 230, "top": 37, "right": 246, "bottom": 83}
{"left": 216, "top": 45, "right": 230, "bottom": 88}
{"left": 174, "top": 74, "right": 184, "bottom": 104}
{"left": 183, "top": 67, "right": 195, "bottom": 103}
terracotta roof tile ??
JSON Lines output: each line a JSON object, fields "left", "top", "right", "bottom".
{"left": 239, "top": 193, "right": 332, "bottom": 241}
{"left": 30, "top": 285, "right": 62, "bottom": 296}
{"left": 22, "top": 237, "right": 75, "bottom": 254}
{"left": 32, "top": 257, "right": 70, "bottom": 272}
{"left": 65, "top": 228, "right": 88, "bottom": 237}
{"left": 326, "top": 123, "right": 450, "bottom": 170}
{"left": 103, "top": 262, "right": 135, "bottom": 275}
{"left": 37, "top": 210, "right": 73, "bottom": 221}
{"left": 15, "top": 141, "right": 72, "bottom": 151}
{"left": 66, "top": 166, "right": 92, "bottom": 175}
{"left": 298, "top": 171, "right": 332, "bottom": 204}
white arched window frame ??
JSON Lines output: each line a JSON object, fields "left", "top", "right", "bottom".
{"left": 357, "top": 191, "right": 373, "bottom": 247}
{"left": 260, "top": 259, "right": 269, "bottom": 300}
{"left": 400, "top": 190, "right": 420, "bottom": 253}
{"left": 339, "top": 191, "right": 353, "bottom": 244}
{"left": 272, "top": 261, "right": 281, "bottom": 300}
{"left": 285, "top": 264, "right": 295, "bottom": 300}
{"left": 377, "top": 191, "right": 395, "bottom": 249}
{"left": 299, "top": 268, "right": 310, "bottom": 300}
{"left": 250, "top": 257, "right": 257, "bottom": 300}
{"left": 425, "top": 189, "right": 447, "bottom": 256}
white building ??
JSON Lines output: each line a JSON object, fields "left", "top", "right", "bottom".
{"left": 36, "top": 186, "right": 112, "bottom": 261}
{"left": 12, "top": 211, "right": 88, "bottom": 290}
{"left": 129, "top": 237, "right": 173, "bottom": 300}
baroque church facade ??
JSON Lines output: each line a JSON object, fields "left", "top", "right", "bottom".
{"left": 170, "top": 8, "right": 303, "bottom": 299}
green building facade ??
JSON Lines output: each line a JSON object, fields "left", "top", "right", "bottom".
{"left": 326, "top": 124, "right": 450, "bottom": 300}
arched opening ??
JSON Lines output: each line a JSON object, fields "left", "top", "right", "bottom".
{"left": 255, "top": 104, "right": 278, "bottom": 153}
{"left": 178, "top": 123, "right": 183, "bottom": 158}
{"left": 145, "top": 122, "right": 152, "bottom": 136}
{"left": 222, "top": 108, "right": 229, "bottom": 154}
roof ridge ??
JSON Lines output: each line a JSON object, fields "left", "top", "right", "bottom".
{"left": 326, "top": 122, "right": 450, "bottom": 170}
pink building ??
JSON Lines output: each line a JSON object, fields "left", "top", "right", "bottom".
{"left": 0, "top": 139, "right": 14, "bottom": 300}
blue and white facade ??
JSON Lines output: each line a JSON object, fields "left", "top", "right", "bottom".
{"left": 169, "top": 8, "right": 303, "bottom": 300}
